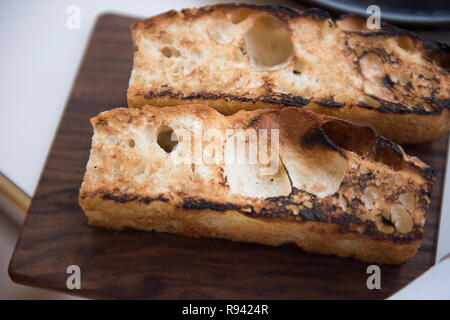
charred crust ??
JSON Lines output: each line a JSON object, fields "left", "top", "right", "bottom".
{"left": 183, "top": 190, "right": 424, "bottom": 243}
{"left": 318, "top": 99, "right": 345, "bottom": 108}
{"left": 92, "top": 188, "right": 424, "bottom": 243}
{"left": 418, "top": 73, "right": 439, "bottom": 82}
{"left": 147, "top": 4, "right": 332, "bottom": 24}
{"left": 378, "top": 139, "right": 403, "bottom": 158}
{"left": 254, "top": 4, "right": 301, "bottom": 19}
{"left": 144, "top": 90, "right": 311, "bottom": 107}
{"left": 300, "top": 7, "right": 331, "bottom": 21}
{"left": 382, "top": 75, "right": 395, "bottom": 88}
{"left": 355, "top": 172, "right": 375, "bottom": 189}
{"left": 338, "top": 13, "right": 450, "bottom": 69}
{"left": 100, "top": 193, "right": 169, "bottom": 204}
{"left": 299, "top": 207, "right": 328, "bottom": 222}
{"left": 182, "top": 198, "right": 255, "bottom": 215}
{"left": 441, "top": 99, "right": 450, "bottom": 109}
{"left": 422, "top": 167, "right": 436, "bottom": 181}
{"left": 138, "top": 4, "right": 448, "bottom": 116}
{"left": 140, "top": 195, "right": 170, "bottom": 204}
{"left": 357, "top": 97, "right": 442, "bottom": 115}
{"left": 145, "top": 88, "right": 443, "bottom": 115}
{"left": 261, "top": 94, "right": 311, "bottom": 107}
{"left": 333, "top": 211, "right": 422, "bottom": 243}
{"left": 101, "top": 193, "right": 138, "bottom": 203}
{"left": 179, "top": 4, "right": 302, "bottom": 21}
{"left": 139, "top": 4, "right": 449, "bottom": 70}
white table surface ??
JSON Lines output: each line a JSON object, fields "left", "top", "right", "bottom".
{"left": 0, "top": 0, "right": 449, "bottom": 299}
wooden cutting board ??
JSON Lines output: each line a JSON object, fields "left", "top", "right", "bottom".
{"left": 8, "top": 13, "right": 449, "bottom": 299}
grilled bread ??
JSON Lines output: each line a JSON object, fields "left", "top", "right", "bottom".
{"left": 79, "top": 104, "right": 434, "bottom": 264}
{"left": 127, "top": 4, "right": 450, "bottom": 144}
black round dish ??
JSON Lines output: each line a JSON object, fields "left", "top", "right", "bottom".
{"left": 297, "top": 0, "right": 450, "bottom": 29}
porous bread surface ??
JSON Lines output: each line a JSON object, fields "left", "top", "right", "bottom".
{"left": 127, "top": 4, "right": 450, "bottom": 144}
{"left": 79, "top": 104, "right": 434, "bottom": 264}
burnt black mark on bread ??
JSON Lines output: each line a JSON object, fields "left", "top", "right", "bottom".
{"left": 319, "top": 99, "right": 345, "bottom": 108}
{"left": 382, "top": 75, "right": 395, "bottom": 88}
{"left": 101, "top": 193, "right": 138, "bottom": 203}
{"left": 140, "top": 195, "right": 170, "bottom": 204}
{"left": 141, "top": 4, "right": 449, "bottom": 70}
{"left": 99, "top": 192, "right": 169, "bottom": 204}
{"left": 144, "top": 87, "right": 446, "bottom": 115}
{"left": 357, "top": 95, "right": 443, "bottom": 115}
{"left": 84, "top": 179, "right": 428, "bottom": 244}
{"left": 181, "top": 194, "right": 422, "bottom": 243}
{"left": 377, "top": 139, "right": 403, "bottom": 158}
{"left": 183, "top": 198, "right": 254, "bottom": 213}
{"left": 137, "top": 4, "right": 449, "bottom": 117}
{"left": 337, "top": 13, "right": 450, "bottom": 70}
{"left": 321, "top": 120, "right": 376, "bottom": 157}
{"left": 144, "top": 90, "right": 311, "bottom": 107}
{"left": 422, "top": 167, "right": 437, "bottom": 181}
{"left": 300, "top": 7, "right": 331, "bottom": 21}
{"left": 159, "top": 4, "right": 337, "bottom": 23}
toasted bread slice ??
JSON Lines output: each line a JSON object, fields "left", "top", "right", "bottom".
{"left": 127, "top": 4, "right": 450, "bottom": 144}
{"left": 79, "top": 104, "right": 434, "bottom": 264}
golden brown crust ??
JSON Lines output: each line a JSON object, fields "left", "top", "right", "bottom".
{"left": 79, "top": 104, "right": 434, "bottom": 264}
{"left": 127, "top": 4, "right": 450, "bottom": 144}
{"left": 84, "top": 196, "right": 421, "bottom": 265}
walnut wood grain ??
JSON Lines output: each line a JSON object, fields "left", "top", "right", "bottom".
{"left": 8, "top": 14, "right": 449, "bottom": 300}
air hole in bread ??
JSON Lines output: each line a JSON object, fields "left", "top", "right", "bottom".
{"left": 223, "top": 130, "right": 291, "bottom": 198}
{"left": 362, "top": 186, "right": 380, "bottom": 210}
{"left": 398, "top": 35, "right": 415, "bottom": 51}
{"left": 161, "top": 46, "right": 180, "bottom": 58}
{"left": 128, "top": 139, "right": 136, "bottom": 148}
{"left": 360, "top": 52, "right": 384, "bottom": 78}
{"left": 399, "top": 72, "right": 410, "bottom": 86}
{"left": 390, "top": 204, "right": 413, "bottom": 233}
{"left": 244, "top": 15, "right": 293, "bottom": 71}
{"left": 293, "top": 58, "right": 306, "bottom": 74}
{"left": 321, "top": 121, "right": 376, "bottom": 157}
{"left": 230, "top": 8, "right": 252, "bottom": 24}
{"left": 399, "top": 193, "right": 415, "bottom": 213}
{"left": 157, "top": 126, "right": 178, "bottom": 153}
{"left": 321, "top": 121, "right": 404, "bottom": 171}
{"left": 208, "top": 23, "right": 234, "bottom": 44}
